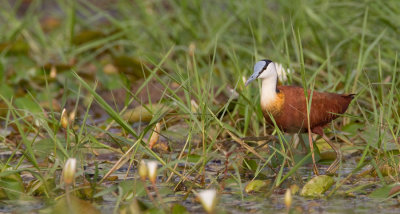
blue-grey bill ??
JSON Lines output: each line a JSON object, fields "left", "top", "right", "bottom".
{"left": 246, "top": 60, "right": 269, "bottom": 86}
{"left": 245, "top": 60, "right": 268, "bottom": 86}
{"left": 245, "top": 74, "right": 257, "bottom": 86}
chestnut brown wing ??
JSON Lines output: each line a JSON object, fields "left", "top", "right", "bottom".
{"left": 308, "top": 92, "right": 353, "bottom": 128}
{"left": 276, "top": 86, "right": 353, "bottom": 132}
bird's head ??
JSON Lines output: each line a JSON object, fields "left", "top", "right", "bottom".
{"left": 245, "top": 59, "right": 276, "bottom": 86}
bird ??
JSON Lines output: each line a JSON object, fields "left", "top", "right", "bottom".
{"left": 245, "top": 59, "right": 355, "bottom": 175}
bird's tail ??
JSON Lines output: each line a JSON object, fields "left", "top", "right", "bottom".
{"left": 347, "top": 94, "right": 356, "bottom": 99}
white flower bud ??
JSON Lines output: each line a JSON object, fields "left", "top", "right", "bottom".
{"left": 60, "top": 108, "right": 68, "bottom": 129}
{"left": 148, "top": 123, "right": 161, "bottom": 149}
{"left": 146, "top": 161, "right": 158, "bottom": 184}
{"left": 139, "top": 160, "right": 148, "bottom": 181}
{"left": 284, "top": 188, "right": 292, "bottom": 209}
{"left": 50, "top": 66, "right": 57, "bottom": 79}
{"left": 63, "top": 158, "right": 76, "bottom": 185}
{"left": 198, "top": 189, "right": 217, "bottom": 214}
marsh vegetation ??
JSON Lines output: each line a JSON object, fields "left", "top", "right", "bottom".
{"left": 0, "top": 0, "right": 399, "bottom": 213}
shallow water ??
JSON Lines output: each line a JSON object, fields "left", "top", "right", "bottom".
{"left": 1, "top": 150, "right": 400, "bottom": 214}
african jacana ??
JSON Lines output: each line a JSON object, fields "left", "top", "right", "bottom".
{"left": 245, "top": 59, "right": 354, "bottom": 175}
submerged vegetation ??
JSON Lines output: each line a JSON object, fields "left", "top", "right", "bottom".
{"left": 0, "top": 0, "right": 399, "bottom": 213}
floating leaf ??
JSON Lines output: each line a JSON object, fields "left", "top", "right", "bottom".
{"left": 0, "top": 169, "right": 25, "bottom": 200}
{"left": 362, "top": 125, "right": 397, "bottom": 151}
{"left": 112, "top": 55, "right": 149, "bottom": 80}
{"left": 243, "top": 159, "right": 258, "bottom": 171}
{"left": 369, "top": 184, "right": 397, "bottom": 199}
{"left": 187, "top": 154, "right": 201, "bottom": 163}
{"left": 171, "top": 204, "right": 188, "bottom": 214}
{"left": 96, "top": 65, "right": 123, "bottom": 90}
{"left": 245, "top": 180, "right": 270, "bottom": 193}
{"left": 341, "top": 122, "right": 364, "bottom": 137}
{"left": 72, "top": 30, "right": 105, "bottom": 45}
{"left": 300, "top": 175, "right": 334, "bottom": 197}
{"left": 33, "top": 138, "right": 62, "bottom": 159}
{"left": 27, "top": 178, "right": 56, "bottom": 196}
{"left": 120, "top": 198, "right": 148, "bottom": 214}
{"left": 162, "top": 123, "right": 201, "bottom": 150}
{"left": 118, "top": 180, "right": 146, "bottom": 198}
{"left": 319, "top": 151, "right": 336, "bottom": 161}
{"left": 315, "top": 138, "right": 331, "bottom": 152}
{"left": 75, "top": 184, "right": 103, "bottom": 201}
{"left": 0, "top": 84, "right": 13, "bottom": 100}
{"left": 52, "top": 195, "right": 100, "bottom": 214}
{"left": 14, "top": 96, "right": 42, "bottom": 114}
{"left": 122, "top": 104, "right": 169, "bottom": 123}
{"left": 315, "top": 138, "right": 336, "bottom": 160}
{"left": 372, "top": 164, "right": 399, "bottom": 177}
{"left": 0, "top": 40, "right": 29, "bottom": 55}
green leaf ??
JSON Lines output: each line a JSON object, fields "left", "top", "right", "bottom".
{"left": 118, "top": 180, "right": 146, "bottom": 198}
{"left": 14, "top": 96, "right": 42, "bottom": 114}
{"left": 0, "top": 171, "right": 25, "bottom": 200}
{"left": 122, "top": 104, "right": 170, "bottom": 123}
{"left": 243, "top": 159, "right": 258, "bottom": 171}
{"left": 300, "top": 175, "right": 334, "bottom": 197}
{"left": 171, "top": 204, "right": 188, "bottom": 214}
{"left": 0, "top": 84, "right": 13, "bottom": 100}
{"left": 245, "top": 180, "right": 270, "bottom": 193}
{"left": 28, "top": 178, "right": 56, "bottom": 197}
{"left": 362, "top": 125, "right": 397, "bottom": 151}
{"left": 187, "top": 154, "right": 201, "bottom": 163}
{"left": 52, "top": 195, "right": 100, "bottom": 214}
{"left": 369, "top": 184, "right": 400, "bottom": 199}
{"left": 97, "top": 69, "right": 123, "bottom": 90}
{"left": 342, "top": 122, "right": 364, "bottom": 137}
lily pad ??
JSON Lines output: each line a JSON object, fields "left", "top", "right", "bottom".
{"left": 112, "top": 55, "right": 149, "bottom": 80}
{"left": 342, "top": 122, "right": 364, "bottom": 137}
{"left": 171, "top": 204, "right": 188, "bottom": 214}
{"left": 245, "top": 180, "right": 270, "bottom": 193}
{"left": 14, "top": 96, "right": 42, "bottom": 114}
{"left": 369, "top": 183, "right": 400, "bottom": 199}
{"left": 0, "top": 170, "right": 25, "bottom": 200}
{"left": 300, "top": 175, "right": 334, "bottom": 197}
{"left": 72, "top": 30, "right": 106, "bottom": 45}
{"left": 0, "top": 40, "right": 29, "bottom": 55}
{"left": 52, "top": 195, "right": 100, "bottom": 214}
{"left": 362, "top": 125, "right": 397, "bottom": 151}
{"left": 27, "top": 178, "right": 56, "bottom": 196}
{"left": 122, "top": 104, "right": 170, "bottom": 123}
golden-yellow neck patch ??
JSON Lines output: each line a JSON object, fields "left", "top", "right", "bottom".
{"left": 262, "top": 92, "right": 285, "bottom": 116}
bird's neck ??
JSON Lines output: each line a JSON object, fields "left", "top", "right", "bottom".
{"left": 260, "top": 75, "right": 279, "bottom": 109}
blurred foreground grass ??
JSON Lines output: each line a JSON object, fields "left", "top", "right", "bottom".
{"left": 0, "top": 0, "right": 399, "bottom": 213}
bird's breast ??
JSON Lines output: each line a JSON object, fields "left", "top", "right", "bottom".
{"left": 261, "top": 92, "right": 285, "bottom": 117}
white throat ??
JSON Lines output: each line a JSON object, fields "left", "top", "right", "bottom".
{"left": 260, "top": 73, "right": 278, "bottom": 108}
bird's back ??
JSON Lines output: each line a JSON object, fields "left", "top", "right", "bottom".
{"left": 263, "top": 86, "right": 354, "bottom": 133}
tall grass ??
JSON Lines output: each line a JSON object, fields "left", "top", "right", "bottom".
{"left": 0, "top": 0, "right": 399, "bottom": 212}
